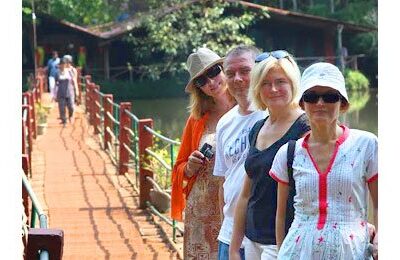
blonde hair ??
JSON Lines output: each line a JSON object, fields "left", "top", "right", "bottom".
{"left": 248, "top": 54, "right": 301, "bottom": 111}
{"left": 187, "top": 81, "right": 233, "bottom": 119}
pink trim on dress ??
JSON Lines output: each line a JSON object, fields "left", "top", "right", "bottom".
{"left": 367, "top": 173, "right": 378, "bottom": 183}
{"left": 301, "top": 125, "right": 350, "bottom": 230}
{"left": 269, "top": 171, "right": 289, "bottom": 185}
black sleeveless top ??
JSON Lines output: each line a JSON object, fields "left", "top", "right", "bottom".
{"left": 244, "top": 113, "right": 310, "bottom": 244}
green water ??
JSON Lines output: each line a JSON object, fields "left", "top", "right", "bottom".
{"left": 128, "top": 89, "right": 378, "bottom": 140}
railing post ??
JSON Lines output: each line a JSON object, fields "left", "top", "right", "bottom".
{"left": 43, "top": 68, "right": 48, "bottom": 94}
{"left": 138, "top": 119, "right": 153, "bottom": 209}
{"left": 37, "top": 73, "right": 43, "bottom": 101}
{"left": 22, "top": 155, "right": 30, "bottom": 221}
{"left": 29, "top": 92, "right": 37, "bottom": 139}
{"left": 22, "top": 118, "right": 27, "bottom": 155}
{"left": 23, "top": 94, "right": 33, "bottom": 176}
{"left": 87, "top": 82, "right": 94, "bottom": 125}
{"left": 76, "top": 67, "right": 82, "bottom": 105}
{"left": 27, "top": 228, "right": 64, "bottom": 260}
{"left": 34, "top": 74, "right": 39, "bottom": 101}
{"left": 119, "top": 102, "right": 132, "bottom": 175}
{"left": 85, "top": 75, "right": 91, "bottom": 92}
{"left": 93, "top": 85, "right": 100, "bottom": 134}
{"left": 85, "top": 76, "right": 92, "bottom": 114}
{"left": 103, "top": 94, "right": 113, "bottom": 150}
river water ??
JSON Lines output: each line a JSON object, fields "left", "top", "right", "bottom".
{"left": 128, "top": 89, "right": 378, "bottom": 140}
{"left": 128, "top": 89, "right": 377, "bottom": 221}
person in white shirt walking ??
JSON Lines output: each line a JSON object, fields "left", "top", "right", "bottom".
{"left": 46, "top": 51, "right": 60, "bottom": 100}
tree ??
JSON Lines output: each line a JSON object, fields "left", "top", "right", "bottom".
{"left": 124, "top": 0, "right": 268, "bottom": 79}
{"left": 22, "top": 0, "right": 130, "bottom": 26}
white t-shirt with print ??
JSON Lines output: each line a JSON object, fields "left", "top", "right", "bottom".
{"left": 213, "top": 105, "right": 267, "bottom": 246}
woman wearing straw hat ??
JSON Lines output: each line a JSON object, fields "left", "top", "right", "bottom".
{"left": 270, "top": 62, "right": 378, "bottom": 259}
{"left": 171, "top": 47, "right": 235, "bottom": 259}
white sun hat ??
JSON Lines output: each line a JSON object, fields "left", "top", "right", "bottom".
{"left": 299, "top": 62, "right": 348, "bottom": 102}
{"left": 185, "top": 47, "right": 224, "bottom": 93}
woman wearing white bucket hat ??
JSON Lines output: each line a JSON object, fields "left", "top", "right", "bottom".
{"left": 270, "top": 62, "right": 378, "bottom": 259}
{"left": 171, "top": 47, "right": 235, "bottom": 259}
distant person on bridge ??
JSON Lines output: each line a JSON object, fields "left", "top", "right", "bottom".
{"left": 55, "top": 57, "right": 75, "bottom": 126}
{"left": 270, "top": 62, "right": 378, "bottom": 259}
{"left": 171, "top": 47, "right": 235, "bottom": 259}
{"left": 229, "top": 50, "right": 309, "bottom": 260}
{"left": 46, "top": 51, "right": 60, "bottom": 100}
{"left": 212, "top": 45, "right": 266, "bottom": 260}
{"left": 63, "top": 54, "right": 79, "bottom": 105}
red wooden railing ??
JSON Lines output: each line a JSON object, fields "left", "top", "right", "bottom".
{"left": 82, "top": 74, "right": 183, "bottom": 249}
{"left": 22, "top": 70, "right": 64, "bottom": 260}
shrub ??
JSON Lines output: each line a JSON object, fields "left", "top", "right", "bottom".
{"left": 142, "top": 132, "right": 180, "bottom": 190}
{"left": 347, "top": 90, "right": 370, "bottom": 113}
{"left": 35, "top": 103, "right": 50, "bottom": 124}
{"left": 345, "top": 69, "right": 370, "bottom": 91}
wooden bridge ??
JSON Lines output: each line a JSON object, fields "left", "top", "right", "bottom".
{"left": 22, "top": 70, "right": 184, "bottom": 259}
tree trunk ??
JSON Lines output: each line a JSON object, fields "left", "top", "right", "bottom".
{"left": 292, "top": 0, "right": 298, "bottom": 11}
{"left": 330, "top": 0, "right": 335, "bottom": 13}
{"left": 279, "top": 0, "right": 284, "bottom": 9}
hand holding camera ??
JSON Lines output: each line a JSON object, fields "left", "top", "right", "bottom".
{"left": 199, "top": 143, "right": 214, "bottom": 160}
{"left": 185, "top": 143, "right": 214, "bottom": 178}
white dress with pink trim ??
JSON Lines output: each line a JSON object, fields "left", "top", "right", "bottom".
{"left": 269, "top": 126, "right": 377, "bottom": 260}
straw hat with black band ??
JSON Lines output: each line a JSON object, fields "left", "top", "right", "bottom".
{"left": 185, "top": 47, "right": 224, "bottom": 93}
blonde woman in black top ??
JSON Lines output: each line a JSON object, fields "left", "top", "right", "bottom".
{"left": 230, "top": 50, "right": 309, "bottom": 260}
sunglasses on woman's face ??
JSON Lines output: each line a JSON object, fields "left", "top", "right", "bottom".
{"left": 302, "top": 91, "right": 342, "bottom": 104}
{"left": 193, "top": 64, "right": 222, "bottom": 88}
{"left": 255, "top": 50, "right": 290, "bottom": 63}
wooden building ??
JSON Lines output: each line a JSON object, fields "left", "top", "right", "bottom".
{"left": 23, "top": 1, "right": 376, "bottom": 80}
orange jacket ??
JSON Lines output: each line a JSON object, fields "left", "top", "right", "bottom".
{"left": 171, "top": 113, "right": 209, "bottom": 221}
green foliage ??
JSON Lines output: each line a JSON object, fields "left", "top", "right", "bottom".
{"left": 35, "top": 102, "right": 50, "bottom": 124}
{"left": 345, "top": 69, "right": 370, "bottom": 91}
{"left": 142, "top": 133, "right": 180, "bottom": 190}
{"left": 304, "top": 3, "right": 331, "bottom": 17}
{"left": 347, "top": 90, "right": 370, "bottom": 113}
{"left": 22, "top": 0, "right": 129, "bottom": 26}
{"left": 125, "top": 0, "right": 268, "bottom": 79}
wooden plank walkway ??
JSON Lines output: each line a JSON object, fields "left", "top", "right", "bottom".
{"left": 30, "top": 94, "right": 180, "bottom": 259}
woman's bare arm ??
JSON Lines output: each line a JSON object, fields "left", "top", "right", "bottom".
{"left": 276, "top": 182, "right": 289, "bottom": 250}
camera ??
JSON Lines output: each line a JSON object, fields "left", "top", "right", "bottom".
{"left": 199, "top": 143, "right": 214, "bottom": 160}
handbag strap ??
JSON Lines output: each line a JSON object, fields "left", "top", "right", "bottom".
{"left": 287, "top": 140, "right": 296, "bottom": 189}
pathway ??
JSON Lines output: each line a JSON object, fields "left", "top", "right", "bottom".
{"left": 30, "top": 94, "right": 180, "bottom": 259}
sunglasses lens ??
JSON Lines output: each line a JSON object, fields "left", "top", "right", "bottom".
{"left": 302, "top": 93, "right": 319, "bottom": 103}
{"left": 302, "top": 92, "right": 341, "bottom": 103}
{"left": 322, "top": 93, "right": 341, "bottom": 103}
{"left": 255, "top": 50, "right": 290, "bottom": 63}
{"left": 255, "top": 52, "right": 270, "bottom": 63}
{"left": 206, "top": 64, "right": 222, "bottom": 79}
{"left": 193, "top": 76, "right": 207, "bottom": 88}
{"left": 271, "top": 50, "right": 289, "bottom": 59}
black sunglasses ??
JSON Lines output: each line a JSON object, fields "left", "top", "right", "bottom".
{"left": 255, "top": 50, "right": 291, "bottom": 63}
{"left": 302, "top": 92, "right": 342, "bottom": 104}
{"left": 193, "top": 64, "right": 222, "bottom": 88}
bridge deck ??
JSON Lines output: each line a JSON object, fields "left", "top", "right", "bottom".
{"left": 30, "top": 94, "right": 179, "bottom": 259}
